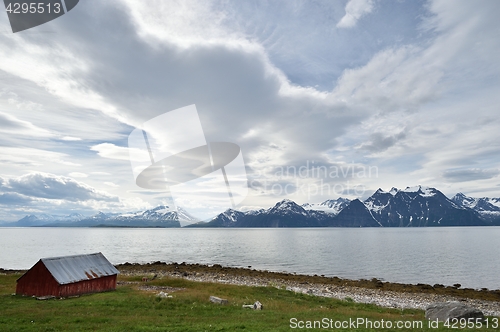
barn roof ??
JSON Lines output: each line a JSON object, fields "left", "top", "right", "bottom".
{"left": 40, "top": 252, "right": 119, "bottom": 285}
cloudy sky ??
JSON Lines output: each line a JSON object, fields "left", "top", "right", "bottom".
{"left": 0, "top": 0, "right": 499, "bottom": 221}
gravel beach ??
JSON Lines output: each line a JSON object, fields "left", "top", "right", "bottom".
{"left": 117, "top": 262, "right": 500, "bottom": 317}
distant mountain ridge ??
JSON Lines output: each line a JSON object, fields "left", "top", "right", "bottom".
{"left": 192, "top": 186, "right": 498, "bottom": 228}
{"left": 67, "top": 205, "right": 181, "bottom": 228}
{"left": 451, "top": 193, "right": 500, "bottom": 222}
{"left": 2, "top": 206, "right": 198, "bottom": 228}
{"left": 2, "top": 186, "right": 500, "bottom": 228}
{"left": 358, "top": 186, "right": 485, "bottom": 227}
{"left": 12, "top": 213, "right": 86, "bottom": 226}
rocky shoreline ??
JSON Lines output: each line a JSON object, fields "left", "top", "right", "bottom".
{"left": 3, "top": 262, "right": 498, "bottom": 316}
{"left": 116, "top": 262, "right": 500, "bottom": 317}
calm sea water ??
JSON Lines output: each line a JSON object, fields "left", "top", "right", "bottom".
{"left": 1, "top": 227, "right": 499, "bottom": 290}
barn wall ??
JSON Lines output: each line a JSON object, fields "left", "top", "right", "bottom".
{"left": 58, "top": 274, "right": 117, "bottom": 297}
{"left": 16, "top": 261, "right": 60, "bottom": 297}
{"left": 16, "top": 263, "right": 117, "bottom": 297}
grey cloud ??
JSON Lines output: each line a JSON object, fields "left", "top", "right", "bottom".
{"left": 18, "top": 1, "right": 365, "bottom": 175}
{"left": 0, "top": 192, "right": 34, "bottom": 205}
{"left": 1, "top": 0, "right": 500, "bottom": 210}
{"left": 0, "top": 112, "right": 51, "bottom": 137}
{"left": 337, "top": 0, "right": 374, "bottom": 29}
{"left": 208, "top": 1, "right": 423, "bottom": 91}
{"left": 442, "top": 169, "right": 500, "bottom": 182}
{"left": 0, "top": 112, "right": 29, "bottom": 130}
{"left": 126, "top": 190, "right": 164, "bottom": 196}
{"left": 359, "top": 131, "right": 406, "bottom": 152}
{"left": 0, "top": 2, "right": 435, "bottom": 188}
{"left": 0, "top": 173, "right": 118, "bottom": 202}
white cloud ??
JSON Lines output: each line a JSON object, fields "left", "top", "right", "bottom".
{"left": 69, "top": 172, "right": 88, "bottom": 178}
{"left": 0, "top": 0, "right": 499, "bottom": 213}
{"left": 121, "top": 0, "right": 233, "bottom": 49}
{"left": 61, "top": 136, "right": 82, "bottom": 141}
{"left": 329, "top": 45, "right": 443, "bottom": 114}
{"left": 4, "top": 91, "right": 44, "bottom": 111}
{"left": 91, "top": 143, "right": 147, "bottom": 162}
{"left": 0, "top": 111, "right": 52, "bottom": 137}
{"left": 0, "top": 147, "right": 80, "bottom": 167}
{"left": 0, "top": 172, "right": 118, "bottom": 202}
{"left": 337, "top": 0, "right": 374, "bottom": 28}
{"left": 0, "top": 35, "right": 125, "bottom": 125}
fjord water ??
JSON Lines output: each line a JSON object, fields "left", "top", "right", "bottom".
{"left": 1, "top": 227, "right": 499, "bottom": 290}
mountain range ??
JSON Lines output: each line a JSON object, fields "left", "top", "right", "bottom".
{"left": 1, "top": 206, "right": 198, "bottom": 228}
{"left": 2, "top": 186, "right": 500, "bottom": 228}
{"left": 191, "top": 186, "right": 500, "bottom": 227}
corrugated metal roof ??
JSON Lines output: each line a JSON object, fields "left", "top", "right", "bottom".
{"left": 41, "top": 252, "right": 119, "bottom": 285}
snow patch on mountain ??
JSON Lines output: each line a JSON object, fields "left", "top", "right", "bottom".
{"left": 301, "top": 198, "right": 351, "bottom": 215}
{"left": 364, "top": 200, "right": 389, "bottom": 212}
{"left": 451, "top": 193, "right": 500, "bottom": 218}
{"left": 402, "top": 185, "right": 436, "bottom": 197}
{"left": 269, "top": 199, "right": 308, "bottom": 216}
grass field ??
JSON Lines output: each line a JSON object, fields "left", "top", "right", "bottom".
{"left": 0, "top": 273, "right": 498, "bottom": 331}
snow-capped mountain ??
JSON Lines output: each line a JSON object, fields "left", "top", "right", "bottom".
{"left": 114, "top": 205, "right": 178, "bottom": 222}
{"left": 194, "top": 199, "right": 331, "bottom": 227}
{"left": 358, "top": 186, "right": 485, "bottom": 227}
{"left": 302, "top": 198, "right": 351, "bottom": 215}
{"left": 332, "top": 199, "right": 381, "bottom": 227}
{"left": 451, "top": 192, "right": 477, "bottom": 208}
{"left": 269, "top": 199, "right": 309, "bottom": 216}
{"left": 451, "top": 193, "right": 500, "bottom": 222}
{"left": 6, "top": 206, "right": 198, "bottom": 228}
{"left": 10, "top": 213, "right": 86, "bottom": 226}
{"left": 176, "top": 207, "right": 201, "bottom": 227}
{"left": 14, "top": 215, "right": 50, "bottom": 226}
{"left": 452, "top": 193, "right": 500, "bottom": 211}
{"left": 5, "top": 186, "right": 500, "bottom": 228}
{"left": 72, "top": 205, "right": 195, "bottom": 227}
{"left": 198, "top": 209, "right": 246, "bottom": 227}
{"left": 194, "top": 185, "right": 496, "bottom": 228}
{"left": 65, "top": 213, "right": 87, "bottom": 221}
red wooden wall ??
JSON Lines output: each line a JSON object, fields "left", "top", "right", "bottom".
{"left": 16, "top": 261, "right": 60, "bottom": 297}
{"left": 16, "top": 261, "right": 117, "bottom": 297}
{"left": 58, "top": 275, "right": 117, "bottom": 297}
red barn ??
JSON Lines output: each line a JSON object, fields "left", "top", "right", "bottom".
{"left": 16, "top": 252, "right": 119, "bottom": 297}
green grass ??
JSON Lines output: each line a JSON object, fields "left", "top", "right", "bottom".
{"left": 0, "top": 274, "right": 497, "bottom": 331}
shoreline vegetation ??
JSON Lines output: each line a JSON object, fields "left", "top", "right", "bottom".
{"left": 1, "top": 262, "right": 499, "bottom": 331}
{"left": 3, "top": 261, "right": 499, "bottom": 317}
{"left": 118, "top": 262, "right": 500, "bottom": 316}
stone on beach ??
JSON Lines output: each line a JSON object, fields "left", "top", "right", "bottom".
{"left": 425, "top": 302, "right": 484, "bottom": 322}
{"left": 117, "top": 263, "right": 500, "bottom": 317}
{"left": 243, "top": 301, "right": 263, "bottom": 310}
{"left": 209, "top": 296, "right": 228, "bottom": 304}
{"left": 157, "top": 291, "right": 172, "bottom": 298}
